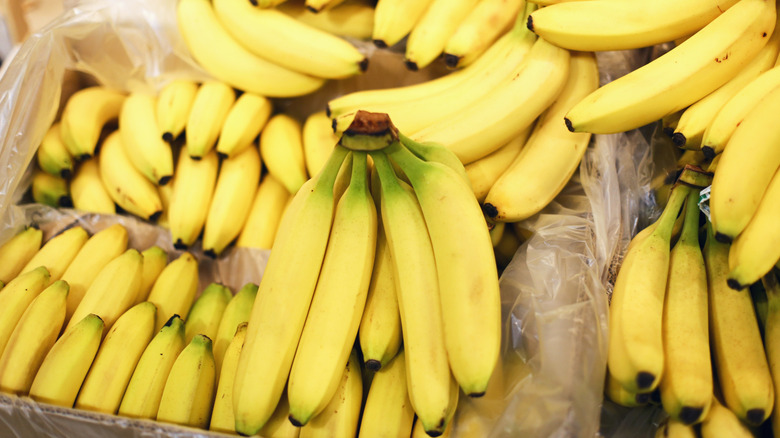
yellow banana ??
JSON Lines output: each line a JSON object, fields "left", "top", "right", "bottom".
{"left": 259, "top": 390, "right": 301, "bottom": 438}
{"left": 31, "top": 169, "right": 71, "bottom": 208}
{"left": 404, "top": 0, "right": 480, "bottom": 71}
{"left": 358, "top": 349, "right": 415, "bottom": 437}
{"left": 277, "top": 0, "right": 374, "bottom": 41}
{"left": 215, "top": 92, "right": 272, "bottom": 158}
{"left": 213, "top": 282, "right": 257, "bottom": 378}
{"left": 147, "top": 252, "right": 200, "bottom": 332}
{"left": 763, "top": 272, "right": 780, "bottom": 437}
{"left": 236, "top": 174, "right": 290, "bottom": 250}
{"left": 465, "top": 124, "right": 532, "bottom": 203}
{"left": 69, "top": 158, "right": 115, "bottom": 214}
{"left": 209, "top": 322, "right": 248, "bottom": 434}
{"left": 0, "top": 227, "right": 42, "bottom": 283}
{"left": 184, "top": 283, "right": 232, "bottom": 344}
{"left": 260, "top": 114, "right": 308, "bottom": 195}
{"left": 400, "top": 134, "right": 470, "bottom": 187}
{"left": 185, "top": 81, "right": 236, "bottom": 158}
{"left": 119, "top": 92, "right": 175, "bottom": 185}
{"left": 0, "top": 267, "right": 51, "bottom": 357}
{"left": 302, "top": 110, "right": 338, "bottom": 178}
{"left": 372, "top": 0, "right": 433, "bottom": 48}
{"left": 442, "top": 0, "right": 523, "bottom": 68}
{"left": 157, "top": 79, "right": 199, "bottom": 143}
{"left": 700, "top": 395, "right": 756, "bottom": 438}
{"left": 168, "top": 150, "right": 219, "bottom": 249}
{"left": 37, "top": 122, "right": 74, "bottom": 178}
{"left": 20, "top": 225, "right": 88, "bottom": 284}
{"left": 605, "top": 371, "right": 651, "bottom": 407}
{"left": 59, "top": 86, "right": 126, "bottom": 159}
{"left": 137, "top": 245, "right": 168, "bottom": 303}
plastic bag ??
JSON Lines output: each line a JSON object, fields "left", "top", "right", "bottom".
{"left": 0, "top": 1, "right": 661, "bottom": 436}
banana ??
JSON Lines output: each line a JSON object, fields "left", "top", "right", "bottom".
{"left": 465, "top": 128, "right": 531, "bottom": 202}
{"left": 99, "top": 131, "right": 163, "bottom": 221}
{"left": 209, "top": 322, "right": 248, "bottom": 434}
{"left": 69, "top": 158, "right": 115, "bottom": 214}
{"left": 202, "top": 145, "right": 262, "bottom": 257}
{"left": 298, "top": 348, "right": 362, "bottom": 438}
{"left": 60, "top": 224, "right": 128, "bottom": 324}
{"left": 184, "top": 283, "right": 232, "bottom": 344}
{"left": 215, "top": 92, "right": 272, "bottom": 158}
{"left": 119, "top": 92, "right": 174, "bottom": 185}
{"left": 118, "top": 315, "right": 186, "bottom": 419}
{"left": 259, "top": 389, "right": 301, "bottom": 438}
{"left": 0, "top": 227, "right": 43, "bottom": 284}
{"left": 655, "top": 418, "right": 697, "bottom": 438}
{"left": 564, "top": 0, "right": 776, "bottom": 134}
{"left": 157, "top": 180, "right": 173, "bottom": 230}
{"left": 157, "top": 334, "right": 217, "bottom": 429}
{"left": 214, "top": 0, "right": 366, "bottom": 79}
{"left": 304, "top": 0, "right": 346, "bottom": 13}
{"left": 36, "top": 122, "right": 74, "bottom": 178}
{"left": 482, "top": 50, "right": 598, "bottom": 222}
{"left": 232, "top": 145, "right": 349, "bottom": 435}
{"left": 287, "top": 151, "right": 377, "bottom": 426}
{"left": 277, "top": 0, "right": 374, "bottom": 41}
{"left": 710, "top": 84, "right": 780, "bottom": 242}
{"left": 763, "top": 272, "right": 780, "bottom": 437}
{"left": 403, "top": 0, "right": 480, "bottom": 71}
{"left": 399, "top": 134, "right": 470, "bottom": 187}
{"left": 672, "top": 23, "right": 780, "bottom": 150}
{"left": 303, "top": 110, "right": 338, "bottom": 178}
{"left": 699, "top": 395, "right": 756, "bottom": 438}
{"left": 31, "top": 169, "right": 72, "bottom": 208}
{"left": 384, "top": 140, "right": 501, "bottom": 397}
{"left": 260, "top": 114, "right": 308, "bottom": 195}
{"left": 157, "top": 79, "right": 199, "bottom": 143}
{"left": 728, "top": 167, "right": 780, "bottom": 290}
{"left": 359, "top": 349, "right": 415, "bottom": 437}
{"left": 185, "top": 81, "right": 236, "bottom": 158}
{"left": 75, "top": 301, "right": 157, "bottom": 414}
{"left": 412, "top": 416, "right": 453, "bottom": 438}
{"left": 494, "top": 224, "right": 523, "bottom": 269}
{"left": 28, "top": 314, "right": 104, "bottom": 407}
{"left": 702, "top": 66, "right": 780, "bottom": 158}
{"left": 0, "top": 280, "right": 68, "bottom": 395}
{"left": 213, "top": 282, "right": 257, "bottom": 378}
{"left": 138, "top": 246, "right": 168, "bottom": 303}
{"left": 59, "top": 86, "right": 126, "bottom": 159}
{"left": 527, "top": 0, "right": 740, "bottom": 52}
{"left": 168, "top": 150, "right": 219, "bottom": 249}
{"left": 372, "top": 151, "right": 452, "bottom": 433}
{"left": 358, "top": 221, "right": 402, "bottom": 371}
{"left": 411, "top": 37, "right": 571, "bottom": 164}
{"left": 442, "top": 0, "right": 523, "bottom": 68}
{"left": 659, "top": 191, "right": 712, "bottom": 424}
{"left": 20, "top": 225, "right": 88, "bottom": 284}
{"left": 605, "top": 370, "right": 651, "bottom": 408}
{"left": 177, "top": 0, "right": 326, "bottom": 97}
{"left": 0, "top": 267, "right": 51, "bottom": 357}
{"left": 147, "top": 252, "right": 200, "bottom": 332}
{"left": 236, "top": 174, "right": 291, "bottom": 250}
{"left": 372, "top": 0, "right": 433, "bottom": 48}
{"left": 608, "top": 184, "right": 689, "bottom": 393}
{"left": 706, "top": 223, "right": 774, "bottom": 426}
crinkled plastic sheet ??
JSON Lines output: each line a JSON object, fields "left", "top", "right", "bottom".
{"left": 0, "top": 1, "right": 665, "bottom": 436}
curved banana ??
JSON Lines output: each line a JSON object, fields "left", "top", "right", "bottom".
{"left": 277, "top": 0, "right": 374, "bottom": 41}
{"left": 358, "top": 349, "right": 415, "bottom": 437}
{"left": 168, "top": 150, "right": 219, "bottom": 249}
{"left": 61, "top": 223, "right": 129, "bottom": 324}
{"left": 303, "top": 110, "right": 338, "bottom": 178}
{"left": 699, "top": 395, "right": 756, "bottom": 438}
{"left": 236, "top": 174, "right": 291, "bottom": 250}
{"left": 0, "top": 227, "right": 43, "bottom": 284}
{"left": 216, "top": 92, "right": 272, "bottom": 158}
{"left": 147, "top": 252, "right": 200, "bottom": 332}
{"left": 564, "top": 0, "right": 776, "bottom": 134}
{"left": 69, "top": 158, "right": 115, "bottom": 214}
{"left": 202, "top": 145, "right": 262, "bottom": 257}
{"left": 29, "top": 314, "right": 104, "bottom": 407}
{"left": 156, "top": 334, "right": 217, "bottom": 429}
{"left": 20, "top": 226, "right": 88, "bottom": 284}
{"left": 99, "top": 131, "right": 163, "bottom": 221}
{"left": 118, "top": 315, "right": 186, "bottom": 419}
{"left": 119, "top": 92, "right": 174, "bottom": 185}
{"left": 138, "top": 246, "right": 168, "bottom": 304}
{"left": 31, "top": 169, "right": 71, "bottom": 208}
{"left": 710, "top": 84, "right": 780, "bottom": 242}
{"left": 184, "top": 283, "right": 232, "bottom": 344}
{"left": 214, "top": 0, "right": 366, "bottom": 79}
{"left": 157, "top": 79, "right": 199, "bottom": 143}
{"left": 287, "top": 151, "right": 376, "bottom": 426}
{"left": 372, "top": 151, "right": 452, "bottom": 433}
{"left": 260, "top": 114, "right": 308, "bottom": 195}
{"left": 177, "top": 0, "right": 326, "bottom": 97}
{"left": 442, "top": 0, "right": 523, "bottom": 68}
{"left": 213, "top": 282, "right": 257, "bottom": 378}
{"left": 404, "top": 0, "right": 480, "bottom": 71}
{"left": 465, "top": 128, "right": 530, "bottom": 202}
{"left": 232, "top": 145, "right": 349, "bottom": 436}
{"left": 763, "top": 273, "right": 780, "bottom": 437}
{"left": 0, "top": 280, "right": 68, "bottom": 395}
{"left": 706, "top": 224, "right": 775, "bottom": 426}
{"left": 0, "top": 267, "right": 51, "bottom": 357}
{"left": 59, "top": 86, "right": 126, "bottom": 159}
{"left": 209, "top": 322, "right": 248, "bottom": 434}
{"left": 483, "top": 51, "right": 598, "bottom": 222}
{"left": 185, "top": 81, "right": 236, "bottom": 158}
{"left": 37, "top": 122, "right": 74, "bottom": 178}
{"left": 385, "top": 142, "right": 500, "bottom": 397}
{"left": 372, "top": 0, "right": 433, "bottom": 48}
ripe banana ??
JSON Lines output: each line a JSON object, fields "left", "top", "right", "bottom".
{"left": 0, "top": 280, "right": 67, "bottom": 395}
{"left": 99, "top": 131, "right": 163, "bottom": 221}
{"left": 235, "top": 174, "right": 290, "bottom": 250}
{"left": 202, "top": 145, "right": 261, "bottom": 257}
{"left": 372, "top": 0, "right": 433, "bottom": 48}
{"left": 20, "top": 225, "right": 88, "bottom": 284}
{"left": 303, "top": 110, "right": 338, "bottom": 178}
{"left": 59, "top": 86, "right": 126, "bottom": 159}
{"left": 66, "top": 248, "right": 143, "bottom": 333}
{"left": 28, "top": 314, "right": 104, "bottom": 407}
{"left": 147, "top": 252, "right": 200, "bottom": 332}
{"left": 213, "top": 282, "right": 257, "bottom": 378}
{"left": 442, "top": 0, "right": 523, "bottom": 68}
{"left": 215, "top": 92, "right": 272, "bottom": 158}
{"left": 184, "top": 283, "right": 232, "bottom": 344}
{"left": 156, "top": 334, "right": 217, "bottom": 429}
{"left": 564, "top": 0, "right": 776, "bottom": 134}
{"left": 465, "top": 128, "right": 531, "bottom": 202}
{"left": 699, "top": 395, "right": 756, "bottom": 438}
{"left": 31, "top": 169, "right": 71, "bottom": 208}
{"left": 69, "top": 158, "right": 115, "bottom": 214}
{"left": 385, "top": 141, "right": 501, "bottom": 397}
{"left": 75, "top": 301, "right": 157, "bottom": 414}
{"left": 260, "top": 114, "right": 308, "bottom": 195}
{"left": 119, "top": 92, "right": 174, "bottom": 185}
{"left": 0, "top": 267, "right": 51, "bottom": 357}
{"left": 763, "top": 272, "right": 780, "bottom": 437}
{"left": 232, "top": 145, "right": 349, "bottom": 435}
{"left": 358, "top": 349, "right": 415, "bottom": 437}
{"left": 277, "top": 0, "right": 374, "bottom": 41}
{"left": 209, "top": 322, "right": 247, "bottom": 434}
{"left": 168, "top": 150, "right": 219, "bottom": 249}
{"left": 118, "top": 315, "right": 186, "bottom": 419}
{"left": 138, "top": 246, "right": 168, "bottom": 304}
{"left": 372, "top": 151, "right": 452, "bottom": 433}
{"left": 157, "top": 79, "right": 199, "bottom": 143}
{"left": 37, "top": 122, "right": 74, "bottom": 178}
{"left": 483, "top": 50, "right": 598, "bottom": 222}
{"left": 177, "top": 0, "right": 326, "bottom": 97}
{"left": 185, "top": 81, "right": 236, "bottom": 158}
{"left": 705, "top": 223, "right": 774, "bottom": 426}
{"left": 287, "top": 151, "right": 377, "bottom": 426}
{"left": 605, "top": 370, "right": 651, "bottom": 407}
{"left": 0, "top": 227, "right": 42, "bottom": 284}
{"left": 404, "top": 0, "right": 479, "bottom": 71}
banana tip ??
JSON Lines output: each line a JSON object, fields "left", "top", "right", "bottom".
{"left": 701, "top": 146, "right": 716, "bottom": 160}
{"left": 60, "top": 169, "right": 72, "bottom": 179}
{"left": 288, "top": 415, "right": 304, "bottom": 428}
{"left": 173, "top": 240, "right": 188, "bottom": 251}
{"left": 564, "top": 118, "right": 574, "bottom": 133}
{"left": 148, "top": 211, "right": 163, "bottom": 223}
{"left": 746, "top": 408, "right": 766, "bottom": 426}
{"left": 526, "top": 15, "right": 534, "bottom": 32}
{"left": 404, "top": 60, "right": 419, "bottom": 72}
{"left": 444, "top": 54, "right": 460, "bottom": 69}
{"left": 467, "top": 390, "right": 486, "bottom": 398}
{"left": 204, "top": 248, "right": 218, "bottom": 259}
{"left": 59, "top": 196, "right": 74, "bottom": 208}
{"left": 359, "top": 58, "right": 369, "bottom": 72}
{"left": 635, "top": 392, "right": 651, "bottom": 404}
{"left": 78, "top": 153, "right": 91, "bottom": 162}
{"left": 636, "top": 371, "right": 655, "bottom": 390}
{"left": 305, "top": 5, "right": 320, "bottom": 13}
{"left": 678, "top": 406, "right": 704, "bottom": 425}
{"left": 365, "top": 359, "right": 381, "bottom": 371}
{"left": 482, "top": 203, "right": 499, "bottom": 219}
{"left": 726, "top": 278, "right": 746, "bottom": 291}
{"left": 158, "top": 175, "right": 172, "bottom": 186}
{"left": 671, "top": 132, "right": 686, "bottom": 147}
{"left": 426, "top": 429, "right": 444, "bottom": 437}
{"left": 325, "top": 104, "right": 332, "bottom": 118}
{"left": 162, "top": 132, "right": 174, "bottom": 143}
{"left": 372, "top": 39, "right": 388, "bottom": 49}
{"left": 714, "top": 232, "right": 732, "bottom": 244}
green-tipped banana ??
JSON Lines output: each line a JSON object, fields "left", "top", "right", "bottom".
{"left": 31, "top": 169, "right": 72, "bottom": 208}
{"left": 213, "top": 282, "right": 257, "bottom": 378}
{"left": 36, "top": 122, "right": 74, "bottom": 178}
{"left": 184, "top": 283, "right": 232, "bottom": 344}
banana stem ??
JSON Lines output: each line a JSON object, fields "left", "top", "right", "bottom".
{"left": 652, "top": 184, "right": 692, "bottom": 242}
{"left": 370, "top": 151, "right": 401, "bottom": 191}
{"left": 678, "top": 189, "right": 702, "bottom": 246}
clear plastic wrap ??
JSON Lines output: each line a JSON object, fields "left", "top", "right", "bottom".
{"left": 0, "top": 1, "right": 663, "bottom": 436}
